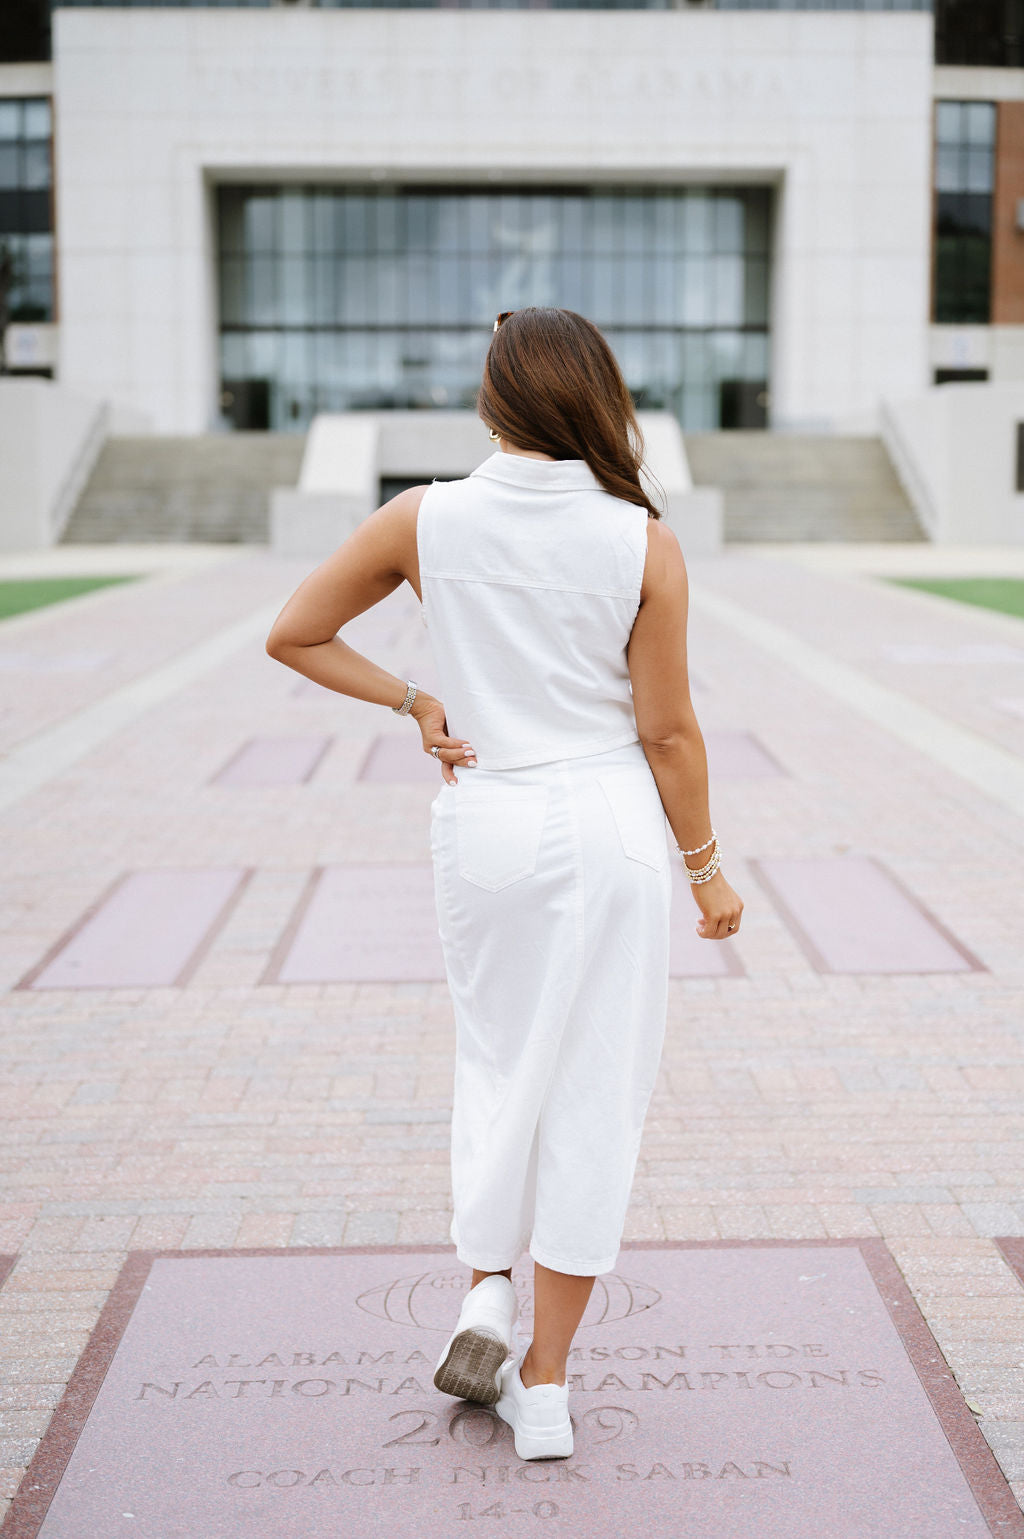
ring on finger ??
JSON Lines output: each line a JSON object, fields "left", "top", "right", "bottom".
{"left": 431, "top": 745, "right": 441, "bottom": 758}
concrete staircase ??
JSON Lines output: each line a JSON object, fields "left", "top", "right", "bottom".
{"left": 61, "top": 434, "right": 306, "bottom": 544}
{"left": 684, "top": 433, "right": 925, "bottom": 543}
{"left": 63, "top": 428, "right": 925, "bottom": 545}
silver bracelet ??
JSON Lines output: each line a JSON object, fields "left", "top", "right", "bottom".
{"left": 392, "top": 679, "right": 419, "bottom": 716}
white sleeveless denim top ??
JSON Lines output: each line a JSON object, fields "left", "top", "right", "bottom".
{"left": 416, "top": 450, "right": 650, "bottom": 771}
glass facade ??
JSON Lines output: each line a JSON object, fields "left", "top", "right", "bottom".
{"left": 935, "top": 0, "right": 1024, "bottom": 67}
{"left": 55, "top": 0, "right": 681, "bottom": 8}
{"left": 933, "top": 101, "right": 996, "bottom": 326}
{"left": 217, "top": 185, "right": 772, "bottom": 433}
{"left": 716, "top": 2, "right": 928, "bottom": 9}
{"left": 0, "top": 98, "right": 53, "bottom": 324}
{"left": 55, "top": 0, "right": 275, "bottom": 8}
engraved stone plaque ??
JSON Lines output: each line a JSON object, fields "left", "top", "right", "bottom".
{"left": 6, "top": 1242, "right": 1020, "bottom": 1539}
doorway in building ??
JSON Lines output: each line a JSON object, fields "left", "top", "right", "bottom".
{"left": 379, "top": 476, "right": 437, "bottom": 503}
{"left": 719, "top": 379, "right": 769, "bottom": 429}
{"left": 220, "top": 379, "right": 270, "bottom": 431}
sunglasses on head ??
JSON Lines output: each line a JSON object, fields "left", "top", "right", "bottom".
{"left": 493, "top": 311, "right": 516, "bottom": 332}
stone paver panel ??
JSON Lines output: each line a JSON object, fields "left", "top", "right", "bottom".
{"left": 994, "top": 1239, "right": 1024, "bottom": 1292}
{"left": 357, "top": 735, "right": 443, "bottom": 784}
{"left": 265, "top": 866, "right": 446, "bottom": 984}
{"left": 704, "top": 730, "right": 787, "bottom": 780}
{"left": 18, "top": 870, "right": 250, "bottom": 990}
{"left": 750, "top": 856, "right": 983, "bottom": 975}
{"left": 211, "top": 736, "right": 330, "bottom": 788}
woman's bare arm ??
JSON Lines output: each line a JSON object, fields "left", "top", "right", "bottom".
{"left": 265, "top": 487, "right": 426, "bottom": 704}
{"left": 628, "top": 518, "right": 743, "bottom": 939}
{"left": 264, "top": 486, "right": 476, "bottom": 784}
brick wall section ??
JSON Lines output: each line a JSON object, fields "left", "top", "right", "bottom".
{"left": 993, "top": 100, "right": 1024, "bottom": 324}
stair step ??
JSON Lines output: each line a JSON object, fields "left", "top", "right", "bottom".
{"left": 683, "top": 432, "right": 924, "bottom": 543}
{"left": 61, "top": 433, "right": 306, "bottom": 544}
{"left": 64, "top": 428, "right": 925, "bottom": 546}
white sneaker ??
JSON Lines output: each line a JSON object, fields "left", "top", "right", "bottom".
{"left": 495, "top": 1349, "right": 574, "bottom": 1461}
{"left": 433, "top": 1274, "right": 519, "bottom": 1406}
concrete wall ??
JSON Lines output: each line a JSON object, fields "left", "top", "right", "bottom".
{"left": 930, "top": 324, "right": 1024, "bottom": 384}
{"left": 271, "top": 409, "right": 721, "bottom": 559}
{"left": 0, "top": 379, "right": 108, "bottom": 551}
{"left": 0, "top": 62, "right": 52, "bottom": 96}
{"left": 881, "top": 382, "right": 1024, "bottom": 544}
{"left": 52, "top": 8, "right": 933, "bottom": 437}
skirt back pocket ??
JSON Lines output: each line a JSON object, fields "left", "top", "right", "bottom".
{"left": 454, "top": 784, "right": 550, "bottom": 892}
{"left": 596, "top": 766, "right": 669, "bottom": 872}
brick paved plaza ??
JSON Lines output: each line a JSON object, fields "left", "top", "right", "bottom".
{"left": 1, "top": 539, "right": 1023, "bottom": 1520}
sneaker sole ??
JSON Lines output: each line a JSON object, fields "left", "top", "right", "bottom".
{"left": 433, "top": 1328, "right": 508, "bottom": 1406}
{"left": 495, "top": 1398, "right": 574, "bottom": 1460}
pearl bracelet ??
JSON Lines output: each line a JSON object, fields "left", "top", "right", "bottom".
{"left": 683, "top": 849, "right": 723, "bottom": 886}
{"left": 677, "top": 829, "right": 716, "bottom": 856}
{"left": 687, "top": 848, "right": 722, "bottom": 884}
{"left": 680, "top": 836, "right": 722, "bottom": 884}
{"left": 677, "top": 837, "right": 717, "bottom": 874}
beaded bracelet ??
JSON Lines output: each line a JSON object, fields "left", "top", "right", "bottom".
{"left": 679, "top": 835, "right": 722, "bottom": 884}
{"left": 687, "top": 847, "right": 722, "bottom": 885}
{"left": 677, "top": 829, "right": 716, "bottom": 856}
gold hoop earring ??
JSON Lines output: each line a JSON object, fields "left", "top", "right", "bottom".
{"left": 488, "top": 429, "right": 501, "bottom": 443}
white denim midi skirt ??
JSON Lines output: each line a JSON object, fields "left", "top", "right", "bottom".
{"left": 429, "top": 736, "right": 672, "bottom": 1277}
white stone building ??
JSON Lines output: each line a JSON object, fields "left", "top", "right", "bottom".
{"left": 44, "top": 7, "right": 935, "bottom": 437}
{"left": 1, "top": 1, "right": 1023, "bottom": 546}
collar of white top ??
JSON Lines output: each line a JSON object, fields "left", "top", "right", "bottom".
{"left": 469, "top": 450, "right": 603, "bottom": 493}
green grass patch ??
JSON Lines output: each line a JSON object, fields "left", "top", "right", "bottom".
{"left": 0, "top": 575, "right": 140, "bottom": 621}
{"left": 884, "top": 577, "right": 1024, "bottom": 621}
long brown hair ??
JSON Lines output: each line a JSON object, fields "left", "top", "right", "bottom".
{"left": 477, "top": 307, "right": 663, "bottom": 519}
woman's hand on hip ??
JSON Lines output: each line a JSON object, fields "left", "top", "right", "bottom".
{"left": 691, "top": 869, "right": 744, "bottom": 940}
{"left": 409, "top": 695, "right": 476, "bottom": 785}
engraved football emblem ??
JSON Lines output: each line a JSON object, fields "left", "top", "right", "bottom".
{"left": 355, "top": 1267, "right": 661, "bottom": 1331}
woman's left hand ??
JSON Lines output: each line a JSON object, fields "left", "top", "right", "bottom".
{"left": 410, "top": 694, "right": 476, "bottom": 785}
